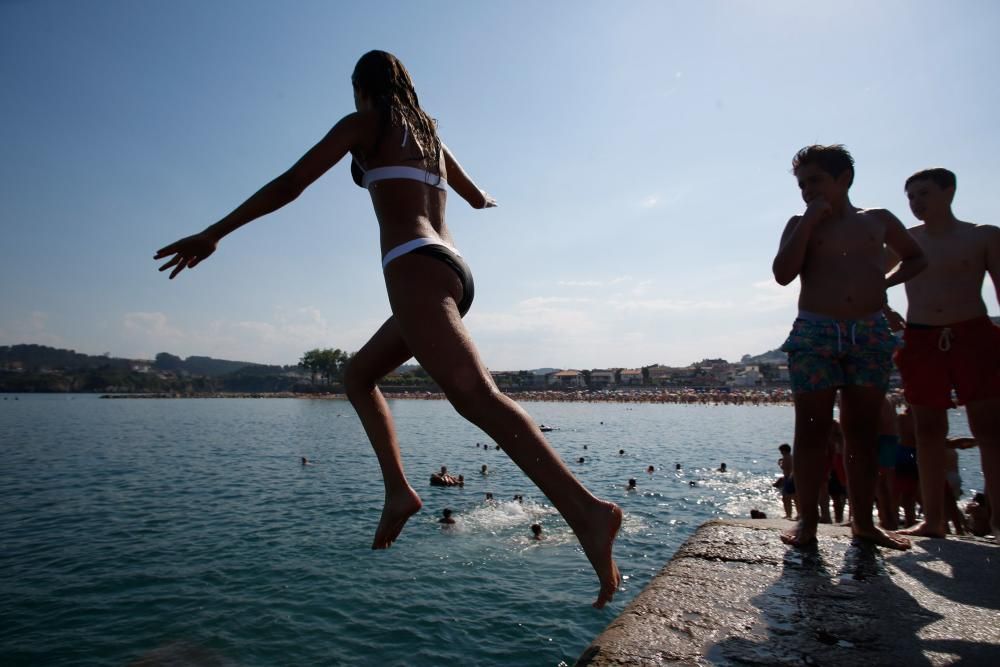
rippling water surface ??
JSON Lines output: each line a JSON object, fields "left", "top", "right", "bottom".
{"left": 0, "top": 394, "right": 980, "bottom": 666}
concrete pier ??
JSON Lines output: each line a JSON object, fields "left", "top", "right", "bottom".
{"left": 576, "top": 519, "right": 999, "bottom": 666}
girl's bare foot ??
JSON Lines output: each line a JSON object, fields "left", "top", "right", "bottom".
{"left": 372, "top": 486, "right": 423, "bottom": 549}
{"left": 853, "top": 524, "right": 912, "bottom": 550}
{"left": 898, "top": 521, "right": 946, "bottom": 538}
{"left": 578, "top": 501, "right": 623, "bottom": 609}
{"left": 780, "top": 521, "right": 817, "bottom": 548}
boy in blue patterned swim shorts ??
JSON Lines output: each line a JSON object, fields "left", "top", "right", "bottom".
{"left": 772, "top": 144, "right": 926, "bottom": 550}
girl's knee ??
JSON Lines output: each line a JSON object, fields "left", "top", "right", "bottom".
{"left": 444, "top": 374, "right": 502, "bottom": 420}
{"left": 343, "top": 360, "right": 376, "bottom": 400}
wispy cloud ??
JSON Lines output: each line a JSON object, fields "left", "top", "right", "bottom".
{"left": 557, "top": 280, "right": 603, "bottom": 287}
{"left": 745, "top": 279, "right": 798, "bottom": 312}
{"left": 119, "top": 308, "right": 383, "bottom": 364}
{"left": 610, "top": 298, "right": 732, "bottom": 312}
{"left": 124, "top": 312, "right": 185, "bottom": 342}
{"left": 556, "top": 276, "right": 634, "bottom": 290}
{"left": 0, "top": 311, "right": 65, "bottom": 348}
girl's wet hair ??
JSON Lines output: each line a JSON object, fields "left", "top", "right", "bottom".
{"left": 352, "top": 50, "right": 441, "bottom": 173}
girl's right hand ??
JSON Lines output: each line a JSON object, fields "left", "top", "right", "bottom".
{"left": 154, "top": 231, "right": 218, "bottom": 279}
{"left": 477, "top": 190, "right": 497, "bottom": 209}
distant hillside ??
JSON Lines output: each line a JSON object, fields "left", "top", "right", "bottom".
{"left": 151, "top": 352, "right": 265, "bottom": 377}
{"left": 0, "top": 344, "right": 131, "bottom": 371}
{"left": 0, "top": 345, "right": 274, "bottom": 376}
{"left": 740, "top": 349, "right": 786, "bottom": 365}
{"left": 0, "top": 344, "right": 308, "bottom": 394}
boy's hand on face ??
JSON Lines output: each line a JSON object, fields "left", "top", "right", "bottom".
{"left": 803, "top": 197, "right": 833, "bottom": 224}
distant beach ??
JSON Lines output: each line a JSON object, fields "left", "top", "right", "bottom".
{"left": 100, "top": 387, "right": 796, "bottom": 405}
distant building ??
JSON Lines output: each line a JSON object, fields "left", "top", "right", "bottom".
{"left": 730, "top": 365, "right": 763, "bottom": 388}
{"left": 619, "top": 369, "right": 643, "bottom": 386}
{"left": 588, "top": 369, "right": 615, "bottom": 388}
{"left": 547, "top": 370, "right": 584, "bottom": 388}
{"left": 490, "top": 370, "right": 538, "bottom": 390}
{"left": 646, "top": 364, "right": 676, "bottom": 386}
{"left": 127, "top": 359, "right": 153, "bottom": 374}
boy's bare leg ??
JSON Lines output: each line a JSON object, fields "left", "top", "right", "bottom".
{"left": 834, "top": 494, "right": 846, "bottom": 524}
{"left": 818, "top": 480, "right": 832, "bottom": 523}
{"left": 344, "top": 317, "right": 424, "bottom": 549}
{"left": 386, "top": 256, "right": 622, "bottom": 607}
{"left": 967, "top": 397, "right": 1000, "bottom": 536}
{"left": 841, "top": 386, "right": 911, "bottom": 549}
{"left": 900, "top": 406, "right": 949, "bottom": 537}
{"left": 877, "top": 470, "right": 898, "bottom": 530}
{"left": 782, "top": 389, "right": 836, "bottom": 547}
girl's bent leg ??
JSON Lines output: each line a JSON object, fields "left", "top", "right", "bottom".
{"left": 385, "top": 256, "right": 622, "bottom": 607}
{"left": 344, "top": 316, "right": 422, "bottom": 549}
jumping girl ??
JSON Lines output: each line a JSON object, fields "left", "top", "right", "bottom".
{"left": 154, "top": 50, "right": 622, "bottom": 608}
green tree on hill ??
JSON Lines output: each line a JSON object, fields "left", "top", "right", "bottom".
{"left": 299, "top": 348, "right": 350, "bottom": 385}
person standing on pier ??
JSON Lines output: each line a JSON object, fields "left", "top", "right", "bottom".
{"left": 889, "top": 168, "right": 1000, "bottom": 539}
{"left": 772, "top": 144, "right": 926, "bottom": 549}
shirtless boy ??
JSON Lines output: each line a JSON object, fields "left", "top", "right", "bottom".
{"left": 890, "top": 168, "right": 1000, "bottom": 538}
{"left": 772, "top": 144, "right": 926, "bottom": 549}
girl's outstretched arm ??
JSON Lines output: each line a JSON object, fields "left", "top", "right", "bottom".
{"left": 442, "top": 142, "right": 496, "bottom": 210}
{"left": 155, "top": 113, "right": 366, "bottom": 279}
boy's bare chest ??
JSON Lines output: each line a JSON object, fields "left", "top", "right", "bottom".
{"left": 809, "top": 217, "right": 883, "bottom": 258}
{"left": 915, "top": 230, "right": 985, "bottom": 278}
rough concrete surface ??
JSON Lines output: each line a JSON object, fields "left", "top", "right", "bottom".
{"left": 576, "top": 519, "right": 999, "bottom": 666}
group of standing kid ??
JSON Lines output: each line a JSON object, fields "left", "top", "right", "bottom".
{"left": 773, "top": 145, "right": 1000, "bottom": 549}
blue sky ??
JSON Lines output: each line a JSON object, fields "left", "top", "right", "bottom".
{"left": 2, "top": 0, "right": 999, "bottom": 370}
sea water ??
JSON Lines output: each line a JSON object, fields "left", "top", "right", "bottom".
{"left": 0, "top": 394, "right": 981, "bottom": 666}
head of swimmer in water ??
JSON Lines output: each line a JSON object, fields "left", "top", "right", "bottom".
{"left": 792, "top": 144, "right": 855, "bottom": 206}
{"left": 905, "top": 168, "right": 956, "bottom": 222}
{"left": 351, "top": 50, "right": 440, "bottom": 167}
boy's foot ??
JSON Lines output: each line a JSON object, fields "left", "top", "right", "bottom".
{"left": 372, "top": 486, "right": 423, "bottom": 549}
{"left": 898, "top": 521, "right": 946, "bottom": 538}
{"left": 578, "top": 501, "right": 623, "bottom": 609}
{"left": 852, "top": 524, "right": 912, "bottom": 550}
{"left": 780, "top": 522, "right": 818, "bottom": 548}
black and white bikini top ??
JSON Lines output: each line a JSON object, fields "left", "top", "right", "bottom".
{"left": 351, "top": 123, "right": 447, "bottom": 191}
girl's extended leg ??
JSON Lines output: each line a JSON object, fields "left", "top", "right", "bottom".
{"left": 385, "top": 255, "right": 622, "bottom": 608}
{"left": 343, "top": 316, "right": 422, "bottom": 549}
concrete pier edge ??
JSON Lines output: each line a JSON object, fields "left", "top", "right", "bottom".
{"left": 576, "top": 519, "right": 999, "bottom": 666}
